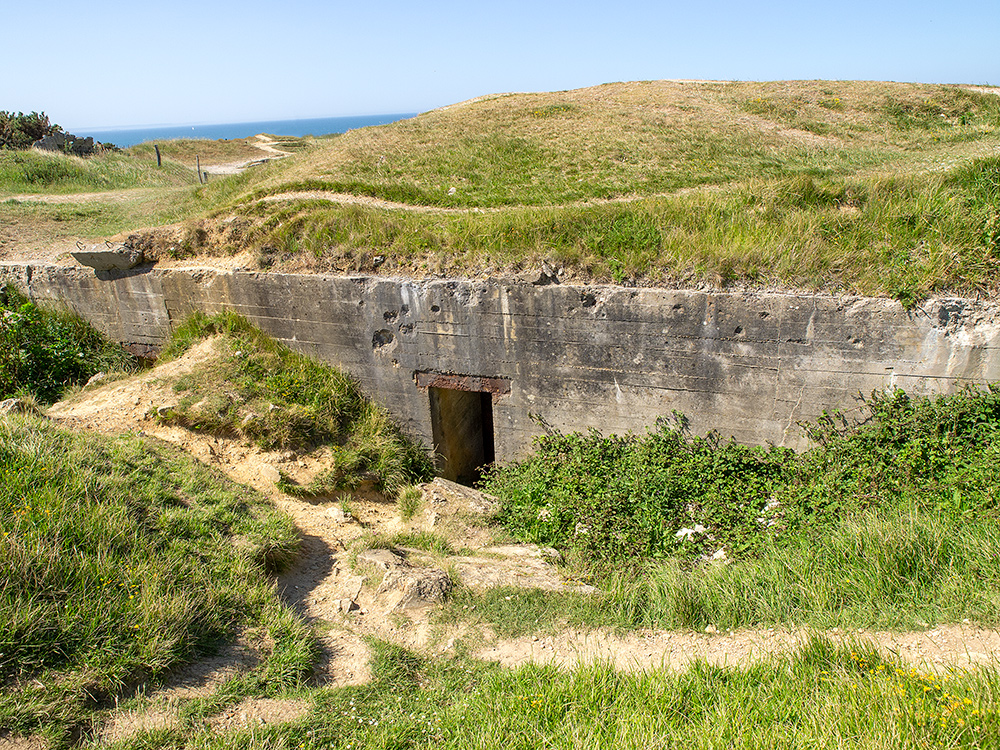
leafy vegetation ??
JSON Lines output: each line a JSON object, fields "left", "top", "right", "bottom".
{"left": 470, "top": 388, "right": 1000, "bottom": 631}
{"left": 487, "top": 388, "right": 1000, "bottom": 562}
{"left": 0, "top": 413, "right": 311, "bottom": 741}
{"left": 157, "top": 311, "right": 433, "bottom": 494}
{"left": 0, "top": 111, "right": 61, "bottom": 151}
{"left": 0, "top": 286, "right": 137, "bottom": 403}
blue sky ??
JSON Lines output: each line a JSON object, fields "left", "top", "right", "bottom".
{"left": 4, "top": 0, "right": 998, "bottom": 129}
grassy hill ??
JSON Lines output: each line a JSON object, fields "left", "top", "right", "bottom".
{"left": 236, "top": 81, "right": 1000, "bottom": 207}
{"left": 3, "top": 81, "right": 1000, "bottom": 302}
{"left": 188, "top": 80, "right": 1000, "bottom": 302}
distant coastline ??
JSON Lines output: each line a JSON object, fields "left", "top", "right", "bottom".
{"left": 73, "top": 113, "right": 418, "bottom": 149}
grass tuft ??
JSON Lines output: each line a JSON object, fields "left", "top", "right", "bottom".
{"left": 0, "top": 414, "right": 308, "bottom": 739}
{"left": 157, "top": 311, "right": 433, "bottom": 494}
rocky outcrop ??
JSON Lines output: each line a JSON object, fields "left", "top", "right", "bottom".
{"left": 355, "top": 548, "right": 452, "bottom": 610}
{"left": 33, "top": 132, "right": 100, "bottom": 156}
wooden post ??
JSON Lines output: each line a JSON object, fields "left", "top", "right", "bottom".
{"left": 154, "top": 144, "right": 161, "bottom": 167}
{"left": 196, "top": 156, "right": 202, "bottom": 184}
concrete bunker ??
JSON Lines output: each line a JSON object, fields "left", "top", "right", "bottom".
{"left": 415, "top": 372, "right": 510, "bottom": 485}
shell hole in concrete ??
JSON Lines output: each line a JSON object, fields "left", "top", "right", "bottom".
{"left": 429, "top": 387, "right": 495, "bottom": 486}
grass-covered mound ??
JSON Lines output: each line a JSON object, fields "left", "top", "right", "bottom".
{"left": 475, "top": 388, "right": 1000, "bottom": 631}
{"left": 233, "top": 152, "right": 1000, "bottom": 303}
{"left": 0, "top": 147, "right": 192, "bottom": 196}
{"left": 156, "top": 311, "right": 433, "bottom": 495}
{"left": 0, "top": 413, "right": 310, "bottom": 740}
{"left": 180, "top": 81, "right": 1000, "bottom": 301}
{"left": 0, "top": 286, "right": 136, "bottom": 403}
{"left": 5, "top": 82, "right": 999, "bottom": 302}
{"left": 231, "top": 81, "right": 1000, "bottom": 209}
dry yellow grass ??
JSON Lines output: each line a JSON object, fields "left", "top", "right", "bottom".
{"left": 250, "top": 80, "right": 1000, "bottom": 208}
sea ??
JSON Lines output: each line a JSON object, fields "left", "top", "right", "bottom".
{"left": 72, "top": 113, "right": 418, "bottom": 149}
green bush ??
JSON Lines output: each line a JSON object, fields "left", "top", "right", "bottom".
{"left": 0, "top": 111, "right": 60, "bottom": 150}
{"left": 485, "top": 420, "right": 792, "bottom": 562}
{"left": 485, "top": 388, "right": 1000, "bottom": 565}
{"left": 0, "top": 285, "right": 137, "bottom": 403}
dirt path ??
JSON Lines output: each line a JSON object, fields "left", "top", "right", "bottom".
{"left": 202, "top": 135, "right": 291, "bottom": 176}
{"left": 478, "top": 623, "right": 1000, "bottom": 674}
{"left": 48, "top": 345, "right": 1000, "bottom": 681}
{"left": 0, "top": 136, "right": 289, "bottom": 206}
{"left": 0, "top": 188, "right": 164, "bottom": 205}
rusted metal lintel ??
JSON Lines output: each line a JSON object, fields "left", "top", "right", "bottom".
{"left": 414, "top": 371, "right": 511, "bottom": 396}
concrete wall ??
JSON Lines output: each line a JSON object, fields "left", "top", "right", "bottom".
{"left": 3, "top": 261, "right": 1000, "bottom": 458}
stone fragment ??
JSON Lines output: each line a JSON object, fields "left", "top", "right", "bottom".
{"left": 327, "top": 505, "right": 352, "bottom": 523}
{"left": 516, "top": 266, "right": 560, "bottom": 286}
{"left": 377, "top": 567, "right": 452, "bottom": 609}
{"left": 71, "top": 244, "right": 144, "bottom": 271}
{"left": 356, "top": 548, "right": 405, "bottom": 572}
{"left": 259, "top": 464, "right": 281, "bottom": 484}
{"left": 421, "top": 478, "right": 498, "bottom": 515}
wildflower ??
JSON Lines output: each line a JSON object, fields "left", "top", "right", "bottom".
{"left": 675, "top": 524, "right": 707, "bottom": 539}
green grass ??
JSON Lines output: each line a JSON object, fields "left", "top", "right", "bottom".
{"left": 126, "top": 138, "right": 287, "bottom": 170}
{"left": 230, "top": 153, "right": 1000, "bottom": 300}
{"left": 0, "top": 413, "right": 312, "bottom": 743}
{"left": 157, "top": 311, "right": 433, "bottom": 494}
{"left": 0, "top": 148, "right": 193, "bottom": 195}
{"left": 447, "top": 387, "right": 1000, "bottom": 633}
{"left": 194, "top": 81, "right": 997, "bottom": 301}
{"left": 441, "top": 505, "right": 1000, "bottom": 635}
{"left": 0, "top": 285, "right": 137, "bottom": 403}
{"left": 0, "top": 184, "right": 200, "bottom": 246}
{"left": 106, "top": 638, "right": 1000, "bottom": 750}
{"left": 224, "top": 81, "right": 1000, "bottom": 210}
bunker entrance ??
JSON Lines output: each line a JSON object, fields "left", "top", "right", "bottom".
{"left": 416, "top": 372, "right": 510, "bottom": 486}
{"left": 429, "top": 388, "right": 495, "bottom": 485}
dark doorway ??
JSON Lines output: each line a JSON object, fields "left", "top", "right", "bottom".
{"left": 429, "top": 387, "right": 495, "bottom": 485}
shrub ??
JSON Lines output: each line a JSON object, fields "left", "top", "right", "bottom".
{"left": 0, "top": 111, "right": 60, "bottom": 150}
{"left": 485, "top": 388, "right": 1000, "bottom": 566}
{"left": 0, "top": 285, "right": 137, "bottom": 403}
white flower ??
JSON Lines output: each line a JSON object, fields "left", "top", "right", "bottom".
{"left": 712, "top": 547, "right": 727, "bottom": 561}
{"left": 675, "top": 524, "right": 707, "bottom": 539}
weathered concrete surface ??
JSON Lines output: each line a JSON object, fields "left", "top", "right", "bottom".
{"left": 71, "top": 244, "right": 145, "bottom": 271}
{"left": 3, "top": 262, "right": 999, "bottom": 457}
